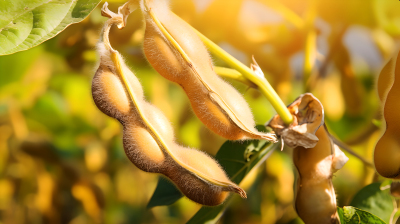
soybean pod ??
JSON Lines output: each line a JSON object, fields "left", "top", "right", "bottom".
{"left": 141, "top": 0, "right": 277, "bottom": 142}
{"left": 91, "top": 2, "right": 245, "bottom": 206}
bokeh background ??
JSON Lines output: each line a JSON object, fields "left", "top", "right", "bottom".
{"left": 1, "top": 0, "right": 400, "bottom": 223}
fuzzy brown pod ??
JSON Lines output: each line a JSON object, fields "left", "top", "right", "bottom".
{"left": 91, "top": 2, "right": 246, "bottom": 206}
{"left": 374, "top": 51, "right": 400, "bottom": 179}
{"left": 140, "top": 0, "right": 277, "bottom": 142}
{"left": 268, "top": 94, "right": 348, "bottom": 223}
{"left": 268, "top": 93, "right": 324, "bottom": 148}
{"left": 293, "top": 125, "right": 348, "bottom": 224}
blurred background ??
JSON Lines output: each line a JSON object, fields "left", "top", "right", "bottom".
{"left": 1, "top": 0, "right": 400, "bottom": 223}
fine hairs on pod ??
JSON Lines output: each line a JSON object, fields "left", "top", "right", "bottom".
{"left": 91, "top": 2, "right": 246, "bottom": 206}
{"left": 140, "top": 0, "right": 277, "bottom": 142}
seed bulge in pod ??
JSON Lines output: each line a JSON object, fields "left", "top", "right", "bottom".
{"left": 140, "top": 0, "right": 277, "bottom": 142}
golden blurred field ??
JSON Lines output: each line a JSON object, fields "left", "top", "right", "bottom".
{"left": 1, "top": 0, "right": 400, "bottom": 223}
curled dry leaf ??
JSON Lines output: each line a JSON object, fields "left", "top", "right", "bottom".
{"left": 140, "top": 0, "right": 277, "bottom": 142}
{"left": 268, "top": 94, "right": 348, "bottom": 223}
{"left": 91, "top": 2, "right": 246, "bottom": 206}
{"left": 268, "top": 93, "right": 324, "bottom": 148}
{"left": 375, "top": 51, "right": 400, "bottom": 179}
{"left": 250, "top": 56, "right": 266, "bottom": 80}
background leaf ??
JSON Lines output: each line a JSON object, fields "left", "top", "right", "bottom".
{"left": 0, "top": 0, "right": 100, "bottom": 55}
{"left": 146, "top": 177, "right": 183, "bottom": 209}
{"left": 350, "top": 182, "right": 395, "bottom": 223}
{"left": 337, "top": 206, "right": 346, "bottom": 223}
{"left": 337, "top": 206, "right": 386, "bottom": 224}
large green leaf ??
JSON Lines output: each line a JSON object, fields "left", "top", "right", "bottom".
{"left": 0, "top": 0, "right": 100, "bottom": 55}
{"left": 0, "top": 44, "right": 42, "bottom": 89}
{"left": 350, "top": 182, "right": 395, "bottom": 223}
{"left": 337, "top": 206, "right": 386, "bottom": 224}
{"left": 146, "top": 177, "right": 183, "bottom": 209}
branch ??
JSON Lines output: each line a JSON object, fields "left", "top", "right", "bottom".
{"left": 331, "top": 136, "right": 374, "bottom": 168}
{"left": 214, "top": 66, "right": 257, "bottom": 88}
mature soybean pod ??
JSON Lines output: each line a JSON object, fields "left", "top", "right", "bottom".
{"left": 267, "top": 93, "right": 347, "bottom": 223}
{"left": 91, "top": 3, "right": 245, "bottom": 206}
{"left": 141, "top": 0, "right": 276, "bottom": 142}
{"left": 121, "top": 100, "right": 245, "bottom": 205}
{"left": 92, "top": 65, "right": 143, "bottom": 122}
{"left": 293, "top": 125, "right": 347, "bottom": 224}
{"left": 375, "top": 51, "right": 400, "bottom": 179}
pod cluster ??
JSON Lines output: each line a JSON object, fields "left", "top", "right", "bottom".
{"left": 141, "top": 0, "right": 277, "bottom": 142}
{"left": 91, "top": 3, "right": 245, "bottom": 206}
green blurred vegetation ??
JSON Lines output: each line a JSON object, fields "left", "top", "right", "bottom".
{"left": 1, "top": 0, "right": 400, "bottom": 223}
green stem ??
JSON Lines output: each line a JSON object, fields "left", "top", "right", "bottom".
{"left": 214, "top": 66, "right": 257, "bottom": 88}
{"left": 192, "top": 29, "right": 293, "bottom": 124}
{"left": 302, "top": 3, "right": 317, "bottom": 85}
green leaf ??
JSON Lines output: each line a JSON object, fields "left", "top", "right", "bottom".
{"left": 215, "top": 126, "right": 274, "bottom": 184}
{"left": 0, "top": 0, "right": 100, "bottom": 55}
{"left": 380, "top": 179, "right": 392, "bottom": 190}
{"left": 0, "top": 44, "right": 42, "bottom": 89}
{"left": 350, "top": 182, "right": 394, "bottom": 223}
{"left": 187, "top": 126, "right": 279, "bottom": 224}
{"left": 186, "top": 205, "right": 226, "bottom": 224}
{"left": 146, "top": 177, "right": 183, "bottom": 209}
{"left": 337, "top": 206, "right": 386, "bottom": 224}
{"left": 337, "top": 206, "right": 346, "bottom": 223}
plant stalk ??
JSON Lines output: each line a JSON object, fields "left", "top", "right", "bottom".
{"left": 214, "top": 66, "right": 257, "bottom": 88}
